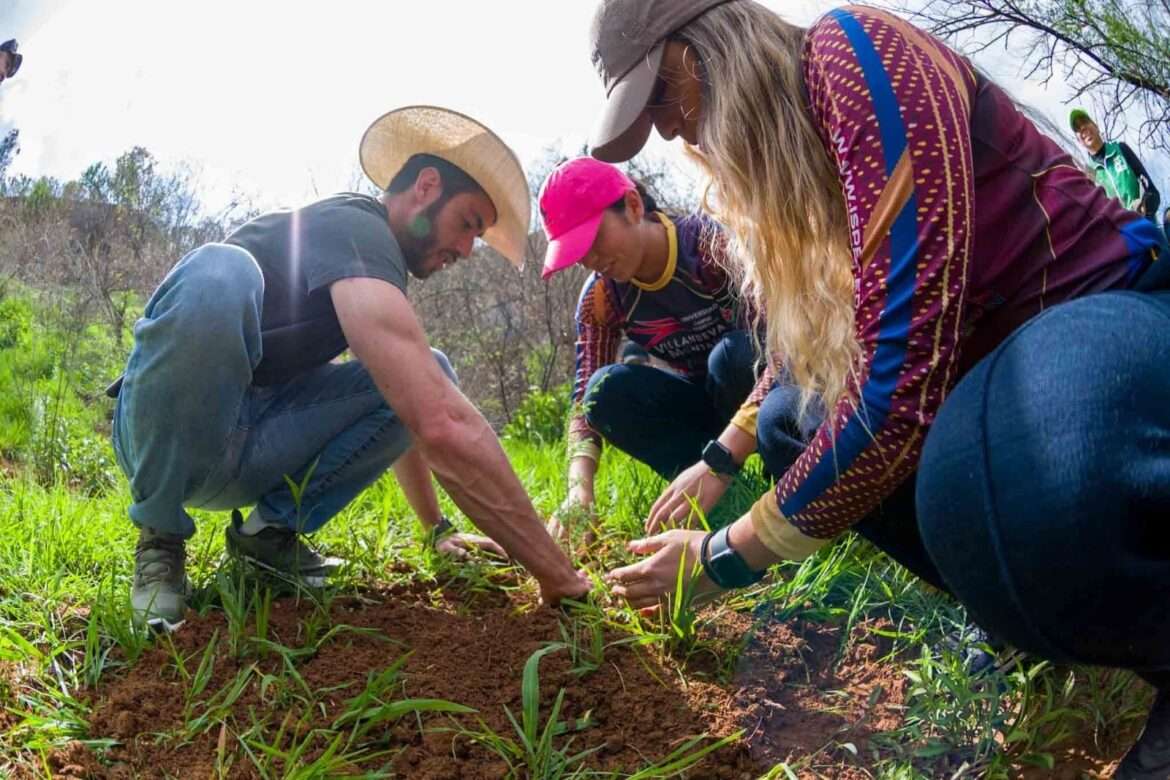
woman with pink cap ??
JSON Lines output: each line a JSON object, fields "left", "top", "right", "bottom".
{"left": 588, "top": 1, "right": 1170, "bottom": 775}
{"left": 538, "top": 157, "right": 809, "bottom": 542}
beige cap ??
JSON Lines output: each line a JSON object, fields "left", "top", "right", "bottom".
{"left": 360, "top": 106, "right": 531, "bottom": 268}
{"left": 589, "top": 0, "right": 735, "bottom": 162}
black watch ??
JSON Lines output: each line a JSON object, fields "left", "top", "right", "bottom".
{"left": 428, "top": 515, "right": 457, "bottom": 547}
{"left": 701, "top": 525, "right": 765, "bottom": 589}
{"left": 701, "top": 439, "right": 740, "bottom": 478}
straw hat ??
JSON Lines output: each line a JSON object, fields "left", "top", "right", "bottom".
{"left": 359, "top": 106, "right": 531, "bottom": 268}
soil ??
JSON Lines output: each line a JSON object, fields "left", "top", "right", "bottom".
{"left": 1014, "top": 720, "right": 1145, "bottom": 780}
{"left": 41, "top": 576, "right": 909, "bottom": 779}
{"left": 39, "top": 578, "right": 1145, "bottom": 779}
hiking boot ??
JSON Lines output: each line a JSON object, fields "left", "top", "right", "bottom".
{"left": 224, "top": 510, "right": 343, "bottom": 587}
{"left": 131, "top": 526, "right": 191, "bottom": 630}
{"left": 1116, "top": 689, "right": 1170, "bottom": 779}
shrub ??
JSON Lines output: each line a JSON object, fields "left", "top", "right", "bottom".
{"left": 503, "top": 383, "right": 571, "bottom": 445}
{"left": 0, "top": 296, "right": 32, "bottom": 350}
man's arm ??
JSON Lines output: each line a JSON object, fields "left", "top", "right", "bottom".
{"left": 331, "top": 276, "right": 588, "bottom": 603}
{"left": 393, "top": 450, "right": 443, "bottom": 527}
{"left": 392, "top": 450, "right": 506, "bottom": 558}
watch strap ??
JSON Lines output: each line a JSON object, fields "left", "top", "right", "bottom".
{"left": 428, "top": 515, "right": 457, "bottom": 546}
{"left": 701, "top": 525, "right": 765, "bottom": 589}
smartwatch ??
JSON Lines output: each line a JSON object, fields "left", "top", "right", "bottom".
{"left": 701, "top": 525, "right": 765, "bottom": 589}
{"left": 701, "top": 439, "right": 740, "bottom": 478}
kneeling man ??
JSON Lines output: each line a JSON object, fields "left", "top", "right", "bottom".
{"left": 111, "top": 106, "right": 590, "bottom": 628}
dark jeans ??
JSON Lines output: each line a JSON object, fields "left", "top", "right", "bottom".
{"left": 918, "top": 290, "right": 1170, "bottom": 674}
{"left": 583, "top": 331, "right": 757, "bottom": 478}
{"left": 758, "top": 290, "right": 1170, "bottom": 676}
{"left": 756, "top": 383, "right": 946, "bottom": 590}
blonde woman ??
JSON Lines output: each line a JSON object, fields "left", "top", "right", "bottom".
{"left": 588, "top": 2, "right": 1170, "bottom": 776}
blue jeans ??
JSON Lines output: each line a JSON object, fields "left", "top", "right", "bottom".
{"left": 760, "top": 290, "right": 1170, "bottom": 673}
{"left": 583, "top": 331, "right": 758, "bottom": 478}
{"left": 754, "top": 375, "right": 951, "bottom": 590}
{"left": 917, "top": 290, "right": 1170, "bottom": 673}
{"left": 112, "top": 243, "right": 453, "bottom": 539}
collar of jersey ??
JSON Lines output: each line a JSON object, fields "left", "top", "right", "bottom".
{"left": 631, "top": 212, "right": 677, "bottom": 292}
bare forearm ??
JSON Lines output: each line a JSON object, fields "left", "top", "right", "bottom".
{"left": 393, "top": 449, "right": 442, "bottom": 527}
{"left": 419, "top": 406, "right": 578, "bottom": 584}
{"left": 727, "top": 513, "right": 782, "bottom": 571}
{"left": 330, "top": 278, "right": 582, "bottom": 596}
{"left": 717, "top": 423, "right": 757, "bottom": 465}
{"left": 566, "top": 456, "right": 597, "bottom": 500}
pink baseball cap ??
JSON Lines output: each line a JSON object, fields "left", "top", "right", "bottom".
{"left": 538, "top": 156, "right": 636, "bottom": 279}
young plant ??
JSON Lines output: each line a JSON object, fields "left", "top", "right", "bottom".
{"left": 625, "top": 730, "right": 746, "bottom": 779}
{"left": 213, "top": 568, "right": 250, "bottom": 658}
{"left": 462, "top": 643, "right": 598, "bottom": 779}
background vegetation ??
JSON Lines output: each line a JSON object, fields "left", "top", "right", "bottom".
{"left": 0, "top": 20, "right": 1163, "bottom": 765}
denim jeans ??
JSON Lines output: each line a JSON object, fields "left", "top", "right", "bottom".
{"left": 753, "top": 373, "right": 951, "bottom": 589}
{"left": 582, "top": 331, "right": 758, "bottom": 478}
{"left": 758, "top": 290, "right": 1170, "bottom": 673}
{"left": 112, "top": 243, "right": 453, "bottom": 539}
{"left": 917, "top": 290, "right": 1170, "bottom": 673}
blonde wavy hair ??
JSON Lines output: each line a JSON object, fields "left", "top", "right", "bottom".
{"left": 679, "top": 2, "right": 858, "bottom": 413}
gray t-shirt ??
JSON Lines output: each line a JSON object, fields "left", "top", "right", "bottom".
{"left": 225, "top": 193, "right": 407, "bottom": 386}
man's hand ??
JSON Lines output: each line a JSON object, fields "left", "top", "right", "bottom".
{"left": 435, "top": 532, "right": 506, "bottom": 560}
{"left": 539, "top": 569, "right": 593, "bottom": 607}
{"left": 646, "top": 461, "right": 730, "bottom": 534}
{"left": 605, "top": 530, "right": 721, "bottom": 612}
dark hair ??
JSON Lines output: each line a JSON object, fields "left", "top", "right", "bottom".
{"left": 385, "top": 153, "right": 486, "bottom": 200}
{"left": 608, "top": 179, "right": 660, "bottom": 215}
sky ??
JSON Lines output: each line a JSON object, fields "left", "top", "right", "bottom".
{"left": 1, "top": 0, "right": 1166, "bottom": 216}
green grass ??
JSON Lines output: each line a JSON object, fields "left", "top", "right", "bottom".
{"left": 0, "top": 293, "right": 1154, "bottom": 778}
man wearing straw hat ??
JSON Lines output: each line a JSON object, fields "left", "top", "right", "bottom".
{"left": 111, "top": 106, "right": 591, "bottom": 629}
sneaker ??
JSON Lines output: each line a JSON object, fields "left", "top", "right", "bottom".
{"left": 131, "top": 526, "right": 191, "bottom": 631}
{"left": 1116, "top": 690, "right": 1170, "bottom": 779}
{"left": 224, "top": 510, "right": 343, "bottom": 587}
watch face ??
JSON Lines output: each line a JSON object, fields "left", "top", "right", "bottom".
{"left": 709, "top": 546, "right": 738, "bottom": 582}
{"left": 702, "top": 440, "right": 736, "bottom": 475}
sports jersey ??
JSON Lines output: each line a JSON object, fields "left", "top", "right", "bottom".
{"left": 569, "top": 212, "right": 761, "bottom": 457}
{"left": 750, "top": 6, "right": 1166, "bottom": 557}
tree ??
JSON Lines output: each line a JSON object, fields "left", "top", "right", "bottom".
{"left": 0, "top": 128, "right": 18, "bottom": 186}
{"left": 901, "top": 0, "right": 1170, "bottom": 149}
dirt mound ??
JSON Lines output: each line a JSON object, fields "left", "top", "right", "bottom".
{"left": 725, "top": 613, "right": 906, "bottom": 774}
{"left": 54, "top": 582, "right": 910, "bottom": 779}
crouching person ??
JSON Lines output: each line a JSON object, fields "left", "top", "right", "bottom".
{"left": 111, "top": 106, "right": 590, "bottom": 629}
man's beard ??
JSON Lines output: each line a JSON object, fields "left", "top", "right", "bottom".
{"left": 399, "top": 199, "right": 446, "bottom": 279}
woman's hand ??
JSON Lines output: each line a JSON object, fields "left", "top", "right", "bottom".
{"left": 546, "top": 486, "right": 596, "bottom": 545}
{"left": 605, "top": 530, "right": 722, "bottom": 612}
{"left": 645, "top": 461, "right": 730, "bottom": 534}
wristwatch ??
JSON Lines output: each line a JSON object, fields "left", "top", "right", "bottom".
{"left": 428, "top": 515, "right": 457, "bottom": 547}
{"left": 701, "top": 439, "right": 740, "bottom": 478}
{"left": 701, "top": 525, "right": 765, "bottom": 589}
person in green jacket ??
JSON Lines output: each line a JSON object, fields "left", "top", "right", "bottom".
{"left": 1070, "top": 108, "right": 1161, "bottom": 221}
